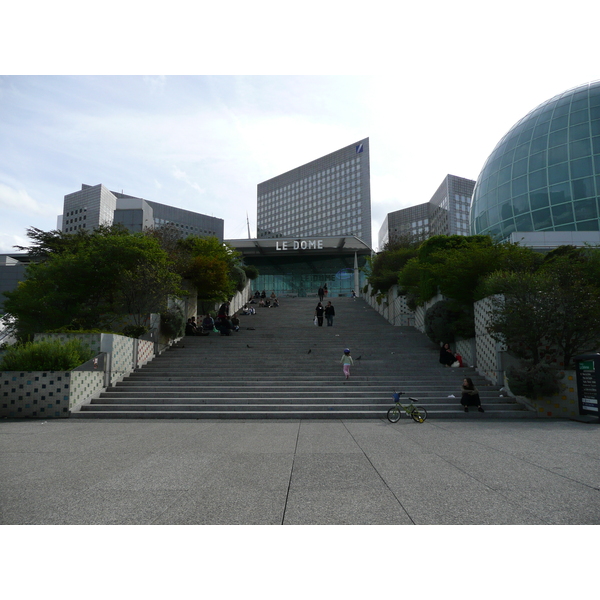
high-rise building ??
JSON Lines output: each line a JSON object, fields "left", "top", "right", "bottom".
{"left": 61, "top": 184, "right": 223, "bottom": 240}
{"left": 378, "top": 174, "right": 475, "bottom": 249}
{"left": 256, "top": 138, "right": 372, "bottom": 248}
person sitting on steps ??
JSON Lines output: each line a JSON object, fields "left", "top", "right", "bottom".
{"left": 461, "top": 377, "right": 484, "bottom": 413}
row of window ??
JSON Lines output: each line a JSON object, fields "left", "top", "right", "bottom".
{"left": 65, "top": 207, "right": 87, "bottom": 217}
{"left": 259, "top": 158, "right": 362, "bottom": 200}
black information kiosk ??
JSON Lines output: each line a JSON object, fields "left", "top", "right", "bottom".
{"left": 574, "top": 354, "right": 600, "bottom": 421}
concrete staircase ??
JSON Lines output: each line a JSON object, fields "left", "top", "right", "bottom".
{"left": 72, "top": 296, "right": 536, "bottom": 419}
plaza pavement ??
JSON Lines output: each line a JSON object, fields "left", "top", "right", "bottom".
{"left": 1, "top": 416, "right": 599, "bottom": 525}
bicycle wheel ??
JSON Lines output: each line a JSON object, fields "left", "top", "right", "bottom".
{"left": 387, "top": 406, "right": 401, "bottom": 423}
{"left": 411, "top": 406, "right": 428, "bottom": 423}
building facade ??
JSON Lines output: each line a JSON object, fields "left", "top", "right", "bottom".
{"left": 470, "top": 80, "right": 600, "bottom": 242}
{"left": 378, "top": 174, "right": 475, "bottom": 249}
{"left": 257, "top": 139, "right": 372, "bottom": 248}
{"left": 61, "top": 184, "right": 224, "bottom": 240}
{"left": 228, "top": 235, "right": 371, "bottom": 298}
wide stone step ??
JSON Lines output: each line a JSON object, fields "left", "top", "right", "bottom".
{"left": 73, "top": 297, "right": 534, "bottom": 419}
{"left": 73, "top": 406, "right": 536, "bottom": 419}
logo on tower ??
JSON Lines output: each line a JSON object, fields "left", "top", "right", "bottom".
{"left": 356, "top": 143, "right": 363, "bottom": 153}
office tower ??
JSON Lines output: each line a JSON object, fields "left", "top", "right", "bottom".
{"left": 61, "top": 184, "right": 223, "bottom": 240}
{"left": 257, "top": 138, "right": 372, "bottom": 248}
{"left": 379, "top": 174, "right": 475, "bottom": 249}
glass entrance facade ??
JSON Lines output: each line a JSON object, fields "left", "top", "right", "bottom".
{"left": 250, "top": 255, "right": 366, "bottom": 297}
{"left": 227, "top": 235, "right": 371, "bottom": 298}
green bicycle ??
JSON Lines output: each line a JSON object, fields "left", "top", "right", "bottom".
{"left": 387, "top": 391, "right": 428, "bottom": 423}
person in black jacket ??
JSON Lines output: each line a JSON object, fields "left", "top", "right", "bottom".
{"left": 439, "top": 342, "right": 456, "bottom": 367}
{"left": 314, "top": 302, "right": 325, "bottom": 326}
{"left": 461, "top": 377, "right": 484, "bottom": 413}
{"left": 324, "top": 301, "right": 335, "bottom": 326}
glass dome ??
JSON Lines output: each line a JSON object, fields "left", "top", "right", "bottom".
{"left": 470, "top": 81, "right": 600, "bottom": 239}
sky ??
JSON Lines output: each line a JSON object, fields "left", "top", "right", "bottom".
{"left": 2, "top": 2, "right": 599, "bottom": 254}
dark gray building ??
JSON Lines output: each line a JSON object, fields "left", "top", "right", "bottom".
{"left": 61, "top": 184, "right": 224, "bottom": 240}
{"left": 0, "top": 253, "right": 29, "bottom": 311}
{"left": 257, "top": 139, "right": 372, "bottom": 248}
{"left": 378, "top": 174, "right": 475, "bottom": 248}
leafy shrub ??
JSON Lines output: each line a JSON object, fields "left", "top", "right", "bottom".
{"left": 0, "top": 338, "right": 94, "bottom": 371}
{"left": 230, "top": 265, "right": 248, "bottom": 293}
{"left": 242, "top": 265, "right": 259, "bottom": 280}
{"left": 424, "top": 299, "right": 475, "bottom": 344}
{"left": 46, "top": 327, "right": 108, "bottom": 334}
{"left": 121, "top": 325, "right": 148, "bottom": 339}
{"left": 505, "top": 362, "right": 562, "bottom": 399}
{"left": 160, "top": 308, "right": 185, "bottom": 339}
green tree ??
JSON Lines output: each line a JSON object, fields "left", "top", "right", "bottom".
{"left": 481, "top": 270, "right": 556, "bottom": 364}
{"left": 481, "top": 253, "right": 600, "bottom": 367}
{"left": 177, "top": 236, "right": 244, "bottom": 302}
{"left": 397, "top": 235, "right": 540, "bottom": 307}
{"left": 366, "top": 245, "right": 419, "bottom": 295}
{"left": 3, "top": 228, "right": 182, "bottom": 339}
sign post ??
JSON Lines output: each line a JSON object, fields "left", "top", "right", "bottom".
{"left": 574, "top": 354, "right": 600, "bottom": 421}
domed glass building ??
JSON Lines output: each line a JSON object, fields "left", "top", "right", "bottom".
{"left": 470, "top": 81, "right": 600, "bottom": 239}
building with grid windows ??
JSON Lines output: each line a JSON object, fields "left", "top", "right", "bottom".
{"left": 256, "top": 138, "right": 372, "bottom": 248}
{"left": 470, "top": 80, "right": 600, "bottom": 243}
{"left": 378, "top": 174, "right": 475, "bottom": 249}
{"left": 60, "top": 184, "right": 223, "bottom": 240}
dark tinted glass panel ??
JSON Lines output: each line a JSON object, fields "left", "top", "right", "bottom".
{"left": 552, "top": 203, "right": 574, "bottom": 225}
{"left": 572, "top": 177, "right": 595, "bottom": 200}
{"left": 570, "top": 138, "right": 592, "bottom": 159}
{"left": 570, "top": 122, "right": 590, "bottom": 141}
{"left": 500, "top": 202, "right": 513, "bottom": 220}
{"left": 532, "top": 208, "right": 552, "bottom": 229}
{"left": 498, "top": 165, "right": 512, "bottom": 185}
{"left": 570, "top": 109, "right": 589, "bottom": 125}
{"left": 514, "top": 142, "right": 531, "bottom": 161}
{"left": 529, "top": 151, "right": 547, "bottom": 171}
{"left": 512, "top": 194, "right": 530, "bottom": 215}
{"left": 549, "top": 129, "right": 568, "bottom": 147}
{"left": 529, "top": 169, "right": 547, "bottom": 190}
{"left": 530, "top": 189, "right": 550, "bottom": 210}
{"left": 478, "top": 212, "right": 489, "bottom": 230}
{"left": 550, "top": 115, "right": 569, "bottom": 131}
{"left": 488, "top": 205, "right": 500, "bottom": 223}
{"left": 530, "top": 136, "right": 547, "bottom": 154}
{"left": 501, "top": 219, "right": 516, "bottom": 237}
{"left": 593, "top": 136, "right": 600, "bottom": 153}
{"left": 514, "top": 213, "right": 534, "bottom": 231}
{"left": 504, "top": 135, "right": 519, "bottom": 151}
{"left": 533, "top": 121, "right": 551, "bottom": 137}
{"left": 591, "top": 120, "right": 600, "bottom": 136}
{"left": 553, "top": 100, "right": 571, "bottom": 115}
{"left": 571, "top": 157, "right": 593, "bottom": 179}
{"left": 548, "top": 162, "right": 569, "bottom": 184}
{"left": 537, "top": 109, "right": 554, "bottom": 123}
{"left": 577, "top": 219, "right": 600, "bottom": 231}
{"left": 550, "top": 182, "right": 572, "bottom": 204}
{"left": 497, "top": 182, "right": 511, "bottom": 202}
{"left": 518, "top": 128, "right": 534, "bottom": 144}
{"left": 548, "top": 145, "right": 568, "bottom": 165}
{"left": 591, "top": 106, "right": 600, "bottom": 120}
{"left": 501, "top": 149, "right": 515, "bottom": 167}
{"left": 512, "top": 158, "right": 528, "bottom": 178}
{"left": 512, "top": 176, "right": 528, "bottom": 196}
{"left": 574, "top": 198, "right": 598, "bottom": 221}
{"left": 571, "top": 97, "right": 588, "bottom": 112}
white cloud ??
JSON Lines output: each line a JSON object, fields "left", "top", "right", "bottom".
{"left": 0, "top": 183, "right": 56, "bottom": 218}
